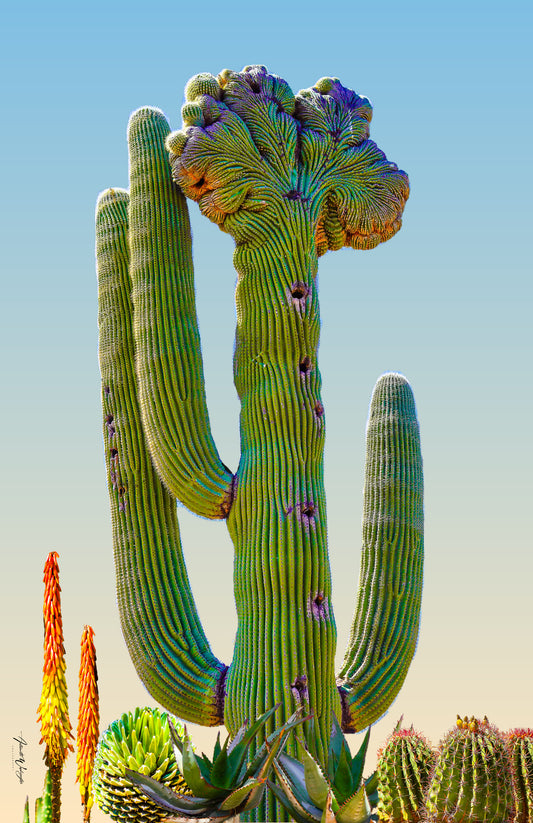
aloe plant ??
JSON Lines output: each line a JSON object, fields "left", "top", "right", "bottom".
{"left": 22, "top": 770, "right": 52, "bottom": 823}
{"left": 268, "top": 715, "right": 378, "bottom": 823}
{"left": 126, "top": 704, "right": 307, "bottom": 820}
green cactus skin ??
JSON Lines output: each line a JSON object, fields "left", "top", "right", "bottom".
{"left": 96, "top": 66, "right": 420, "bottom": 821}
{"left": 96, "top": 189, "right": 226, "bottom": 724}
{"left": 338, "top": 374, "right": 424, "bottom": 731}
{"left": 376, "top": 726, "right": 435, "bottom": 822}
{"left": 506, "top": 729, "right": 533, "bottom": 823}
{"left": 425, "top": 717, "right": 513, "bottom": 823}
{"left": 92, "top": 707, "right": 189, "bottom": 823}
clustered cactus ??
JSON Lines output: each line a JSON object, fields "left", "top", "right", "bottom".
{"left": 96, "top": 65, "right": 422, "bottom": 819}
{"left": 375, "top": 716, "right": 533, "bottom": 823}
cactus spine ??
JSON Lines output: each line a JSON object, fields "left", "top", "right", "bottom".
{"left": 376, "top": 726, "right": 435, "bottom": 822}
{"left": 425, "top": 715, "right": 513, "bottom": 823}
{"left": 96, "top": 66, "right": 420, "bottom": 821}
{"left": 507, "top": 729, "right": 533, "bottom": 823}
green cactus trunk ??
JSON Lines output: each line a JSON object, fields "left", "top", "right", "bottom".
{"left": 96, "top": 70, "right": 422, "bottom": 823}
{"left": 225, "top": 222, "right": 340, "bottom": 819}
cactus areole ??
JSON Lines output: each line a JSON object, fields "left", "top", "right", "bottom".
{"left": 96, "top": 65, "right": 422, "bottom": 820}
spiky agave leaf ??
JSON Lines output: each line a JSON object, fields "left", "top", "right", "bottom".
{"left": 92, "top": 707, "right": 189, "bottom": 823}
{"left": 271, "top": 721, "right": 375, "bottom": 822}
{"left": 130, "top": 705, "right": 308, "bottom": 819}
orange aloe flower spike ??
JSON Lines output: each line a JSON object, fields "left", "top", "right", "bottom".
{"left": 76, "top": 625, "right": 100, "bottom": 821}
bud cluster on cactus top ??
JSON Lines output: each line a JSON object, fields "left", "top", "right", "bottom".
{"left": 425, "top": 714, "right": 513, "bottom": 823}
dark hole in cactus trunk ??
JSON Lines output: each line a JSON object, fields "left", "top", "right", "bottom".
{"left": 110, "top": 448, "right": 118, "bottom": 459}
{"left": 299, "top": 356, "right": 312, "bottom": 374}
{"left": 313, "top": 402, "right": 324, "bottom": 417}
{"left": 290, "top": 674, "right": 308, "bottom": 703}
{"left": 291, "top": 281, "right": 309, "bottom": 300}
{"left": 301, "top": 502, "right": 315, "bottom": 518}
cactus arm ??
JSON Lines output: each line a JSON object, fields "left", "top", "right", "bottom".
{"left": 337, "top": 374, "right": 423, "bottom": 732}
{"left": 96, "top": 188, "right": 226, "bottom": 724}
{"left": 127, "top": 107, "right": 233, "bottom": 519}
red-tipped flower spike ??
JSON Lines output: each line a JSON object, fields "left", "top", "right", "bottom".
{"left": 76, "top": 625, "right": 99, "bottom": 821}
{"left": 36, "top": 552, "right": 74, "bottom": 767}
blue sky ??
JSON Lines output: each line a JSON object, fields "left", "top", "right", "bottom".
{"left": 2, "top": 0, "right": 532, "bottom": 818}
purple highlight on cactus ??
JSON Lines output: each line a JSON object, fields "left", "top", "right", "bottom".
{"left": 308, "top": 592, "right": 330, "bottom": 622}
{"left": 290, "top": 674, "right": 308, "bottom": 703}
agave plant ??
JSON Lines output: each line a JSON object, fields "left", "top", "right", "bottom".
{"left": 268, "top": 715, "right": 378, "bottom": 823}
{"left": 126, "top": 704, "right": 308, "bottom": 820}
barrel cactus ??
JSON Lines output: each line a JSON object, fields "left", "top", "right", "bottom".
{"left": 375, "top": 722, "right": 435, "bottom": 822}
{"left": 92, "top": 707, "right": 189, "bottom": 822}
{"left": 96, "top": 64, "right": 422, "bottom": 820}
{"left": 425, "top": 715, "right": 513, "bottom": 823}
{"left": 506, "top": 728, "right": 533, "bottom": 823}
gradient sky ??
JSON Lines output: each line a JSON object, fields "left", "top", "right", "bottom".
{"left": 2, "top": 0, "right": 532, "bottom": 819}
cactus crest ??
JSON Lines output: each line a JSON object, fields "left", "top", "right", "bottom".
{"left": 425, "top": 716, "right": 513, "bottom": 823}
{"left": 376, "top": 724, "right": 435, "bottom": 822}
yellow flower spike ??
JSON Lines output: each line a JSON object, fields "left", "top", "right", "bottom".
{"left": 36, "top": 552, "right": 74, "bottom": 768}
{"left": 76, "top": 625, "right": 100, "bottom": 822}
{"left": 36, "top": 552, "right": 74, "bottom": 823}
{"left": 456, "top": 714, "right": 463, "bottom": 728}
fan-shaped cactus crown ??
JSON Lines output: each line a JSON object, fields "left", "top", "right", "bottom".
{"left": 166, "top": 64, "right": 409, "bottom": 260}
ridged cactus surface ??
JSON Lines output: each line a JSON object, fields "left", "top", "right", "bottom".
{"left": 425, "top": 715, "right": 513, "bottom": 823}
{"left": 507, "top": 729, "right": 533, "bottom": 823}
{"left": 92, "top": 707, "right": 189, "bottom": 823}
{"left": 376, "top": 725, "right": 435, "bottom": 822}
{"left": 338, "top": 374, "right": 423, "bottom": 731}
{"left": 96, "top": 65, "right": 420, "bottom": 821}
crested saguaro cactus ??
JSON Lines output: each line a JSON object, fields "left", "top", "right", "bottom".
{"left": 96, "top": 65, "right": 422, "bottom": 820}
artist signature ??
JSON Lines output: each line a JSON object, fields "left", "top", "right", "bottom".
{"left": 13, "top": 733, "right": 27, "bottom": 784}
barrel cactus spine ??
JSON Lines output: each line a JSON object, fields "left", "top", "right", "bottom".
{"left": 96, "top": 65, "right": 422, "bottom": 821}
{"left": 425, "top": 715, "right": 514, "bottom": 823}
{"left": 506, "top": 728, "right": 533, "bottom": 823}
{"left": 375, "top": 722, "right": 436, "bottom": 822}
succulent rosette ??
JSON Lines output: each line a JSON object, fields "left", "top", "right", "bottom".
{"left": 92, "top": 707, "right": 190, "bottom": 823}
